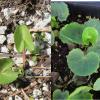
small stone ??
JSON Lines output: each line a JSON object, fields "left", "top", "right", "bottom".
{"left": 7, "top": 33, "right": 14, "bottom": 44}
{"left": 15, "top": 95, "right": 22, "bottom": 100}
{"left": 29, "top": 60, "right": 37, "bottom": 66}
{"left": 43, "top": 70, "right": 50, "bottom": 76}
{"left": 21, "top": 11, "right": 25, "bottom": 17}
{"left": 8, "top": 96, "right": 13, "bottom": 100}
{"left": 26, "top": 20, "right": 33, "bottom": 25}
{"left": 13, "top": 57, "right": 23, "bottom": 66}
{"left": 33, "top": 89, "right": 42, "bottom": 98}
{"left": 1, "top": 45, "right": 9, "bottom": 53}
{"left": 19, "top": 20, "right": 25, "bottom": 24}
{"left": 10, "top": 85, "right": 17, "bottom": 91}
{"left": 0, "top": 35, "right": 6, "bottom": 44}
{"left": 0, "top": 26, "right": 7, "bottom": 34}
{"left": 0, "top": 89, "right": 8, "bottom": 93}
{"left": 42, "top": 83, "right": 49, "bottom": 91}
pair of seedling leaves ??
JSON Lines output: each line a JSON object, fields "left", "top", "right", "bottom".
{"left": 0, "top": 24, "right": 34, "bottom": 85}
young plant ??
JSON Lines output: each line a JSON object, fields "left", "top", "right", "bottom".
{"left": 67, "top": 49, "right": 99, "bottom": 76}
{"left": 0, "top": 58, "right": 20, "bottom": 84}
{"left": 14, "top": 24, "right": 35, "bottom": 66}
{"left": 82, "top": 27, "right": 98, "bottom": 46}
{"left": 51, "top": 2, "right": 69, "bottom": 22}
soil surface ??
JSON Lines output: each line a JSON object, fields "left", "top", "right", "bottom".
{"left": 0, "top": 0, "right": 51, "bottom": 100}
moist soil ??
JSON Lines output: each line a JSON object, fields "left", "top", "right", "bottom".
{"left": 51, "top": 7, "right": 100, "bottom": 99}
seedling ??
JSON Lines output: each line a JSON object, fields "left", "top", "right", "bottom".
{"left": 93, "top": 78, "right": 100, "bottom": 91}
{"left": 82, "top": 27, "right": 98, "bottom": 46}
{"left": 14, "top": 24, "right": 35, "bottom": 66}
{"left": 51, "top": 2, "right": 69, "bottom": 22}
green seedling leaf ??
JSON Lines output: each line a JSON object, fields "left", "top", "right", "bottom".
{"left": 82, "top": 27, "right": 98, "bottom": 46}
{"left": 93, "top": 78, "right": 100, "bottom": 91}
{"left": 51, "top": 2, "right": 69, "bottom": 22}
{"left": 53, "top": 89, "right": 69, "bottom": 100}
{"left": 87, "top": 40, "right": 100, "bottom": 60}
{"left": 0, "top": 58, "right": 19, "bottom": 84}
{"left": 85, "top": 19, "right": 100, "bottom": 39}
{"left": 67, "top": 49, "right": 99, "bottom": 76}
{"left": 59, "top": 22, "right": 85, "bottom": 44}
{"left": 14, "top": 24, "right": 34, "bottom": 52}
{"left": 51, "top": 16, "right": 59, "bottom": 28}
{"left": 68, "top": 86, "right": 93, "bottom": 100}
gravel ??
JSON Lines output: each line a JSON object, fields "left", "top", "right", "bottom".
{"left": 0, "top": 35, "right": 6, "bottom": 44}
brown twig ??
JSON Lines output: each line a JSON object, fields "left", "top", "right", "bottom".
{"left": 29, "top": 26, "right": 51, "bottom": 32}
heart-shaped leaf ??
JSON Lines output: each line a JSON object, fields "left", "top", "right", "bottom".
{"left": 53, "top": 89, "right": 69, "bottom": 100}
{"left": 51, "top": 2, "right": 69, "bottom": 22}
{"left": 0, "top": 58, "right": 19, "bottom": 84}
{"left": 93, "top": 78, "right": 100, "bottom": 91}
{"left": 67, "top": 49, "right": 99, "bottom": 76}
{"left": 85, "top": 19, "right": 100, "bottom": 39}
{"left": 59, "top": 22, "right": 85, "bottom": 44}
{"left": 68, "top": 86, "right": 93, "bottom": 100}
{"left": 82, "top": 27, "right": 98, "bottom": 46}
{"left": 14, "top": 24, "right": 34, "bottom": 52}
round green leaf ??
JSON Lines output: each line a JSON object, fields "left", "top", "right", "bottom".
{"left": 85, "top": 19, "right": 100, "bottom": 39}
{"left": 59, "top": 22, "right": 85, "bottom": 44}
{"left": 68, "top": 86, "right": 93, "bottom": 100}
{"left": 0, "top": 58, "right": 19, "bottom": 84}
{"left": 53, "top": 89, "right": 69, "bottom": 100}
{"left": 93, "top": 78, "right": 100, "bottom": 91}
{"left": 82, "top": 27, "right": 98, "bottom": 46}
{"left": 67, "top": 49, "right": 99, "bottom": 76}
{"left": 51, "top": 2, "right": 69, "bottom": 22}
{"left": 14, "top": 24, "right": 34, "bottom": 52}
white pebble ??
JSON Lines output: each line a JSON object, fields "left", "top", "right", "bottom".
{"left": 7, "top": 33, "right": 14, "bottom": 44}
{"left": 43, "top": 70, "right": 51, "bottom": 76}
{"left": 42, "top": 86, "right": 49, "bottom": 92}
{"left": 0, "top": 89, "right": 8, "bottom": 93}
{"left": 15, "top": 95, "right": 22, "bottom": 100}
{"left": 10, "top": 85, "right": 17, "bottom": 91}
{"left": 8, "top": 96, "right": 13, "bottom": 100}
{"left": 0, "top": 35, "right": 6, "bottom": 44}
{"left": 19, "top": 20, "right": 25, "bottom": 24}
{"left": 29, "top": 60, "right": 37, "bottom": 66}
{"left": 2, "top": 8, "right": 18, "bottom": 20}
{"left": 1, "top": 45, "right": 9, "bottom": 53}
{"left": 33, "top": 89, "right": 42, "bottom": 98}
{"left": 13, "top": 57, "right": 23, "bottom": 66}
{"left": 26, "top": 20, "right": 33, "bottom": 25}
{"left": 40, "top": 98, "right": 44, "bottom": 100}
{"left": 21, "top": 11, "right": 25, "bottom": 17}
{"left": 0, "top": 26, "right": 7, "bottom": 34}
